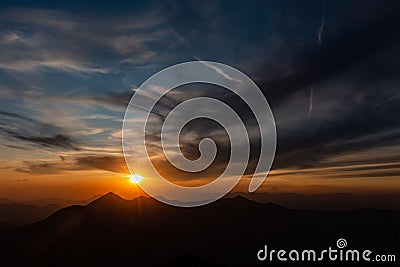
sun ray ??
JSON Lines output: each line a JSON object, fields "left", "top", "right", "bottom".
{"left": 129, "top": 174, "right": 143, "bottom": 184}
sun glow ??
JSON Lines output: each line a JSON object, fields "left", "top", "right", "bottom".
{"left": 129, "top": 174, "right": 143, "bottom": 184}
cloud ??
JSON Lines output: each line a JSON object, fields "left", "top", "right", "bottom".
{"left": 16, "top": 154, "right": 128, "bottom": 175}
{"left": 318, "top": 12, "right": 324, "bottom": 44}
{"left": 6, "top": 132, "right": 79, "bottom": 151}
{"left": 255, "top": 2, "right": 400, "bottom": 106}
{"left": 0, "top": 110, "right": 80, "bottom": 151}
{"left": 197, "top": 60, "right": 243, "bottom": 83}
{"left": 75, "top": 155, "right": 128, "bottom": 174}
{"left": 2, "top": 1, "right": 400, "bottom": 187}
{"left": 16, "top": 161, "right": 69, "bottom": 175}
{"left": 47, "top": 91, "right": 134, "bottom": 110}
{"left": 0, "top": 7, "right": 169, "bottom": 74}
{"left": 2, "top": 9, "right": 77, "bottom": 30}
{"left": 267, "top": 160, "right": 400, "bottom": 180}
{"left": 0, "top": 60, "right": 109, "bottom": 74}
{"left": 246, "top": 2, "right": 400, "bottom": 178}
{"left": 0, "top": 30, "right": 26, "bottom": 43}
{"left": 308, "top": 87, "right": 313, "bottom": 118}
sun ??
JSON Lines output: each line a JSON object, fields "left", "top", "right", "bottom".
{"left": 129, "top": 174, "right": 143, "bottom": 184}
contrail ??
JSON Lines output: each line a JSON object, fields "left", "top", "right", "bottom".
{"left": 308, "top": 87, "right": 313, "bottom": 118}
{"left": 318, "top": 13, "right": 325, "bottom": 44}
{"left": 197, "top": 59, "right": 243, "bottom": 83}
{"left": 169, "top": 28, "right": 191, "bottom": 49}
{"left": 169, "top": 31, "right": 242, "bottom": 84}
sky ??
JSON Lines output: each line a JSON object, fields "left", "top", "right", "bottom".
{"left": 0, "top": 0, "right": 399, "bottom": 201}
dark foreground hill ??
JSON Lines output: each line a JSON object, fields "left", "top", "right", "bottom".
{"left": 1, "top": 193, "right": 399, "bottom": 266}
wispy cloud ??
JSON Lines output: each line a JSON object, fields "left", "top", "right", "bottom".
{"left": 318, "top": 12, "right": 325, "bottom": 44}
{"left": 0, "top": 110, "right": 80, "bottom": 151}
{"left": 0, "top": 60, "right": 109, "bottom": 74}
{"left": 16, "top": 154, "right": 128, "bottom": 175}
{"left": 0, "top": 7, "right": 169, "bottom": 74}
{"left": 197, "top": 59, "right": 243, "bottom": 83}
{"left": 308, "top": 87, "right": 313, "bottom": 118}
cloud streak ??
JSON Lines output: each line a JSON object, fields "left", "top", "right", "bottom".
{"left": 0, "top": 7, "right": 170, "bottom": 74}
{"left": 0, "top": 110, "right": 79, "bottom": 151}
{"left": 308, "top": 87, "right": 313, "bottom": 118}
{"left": 16, "top": 154, "right": 128, "bottom": 175}
{"left": 318, "top": 12, "right": 325, "bottom": 44}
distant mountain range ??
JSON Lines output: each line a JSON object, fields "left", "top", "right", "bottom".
{"left": 3, "top": 191, "right": 400, "bottom": 212}
{"left": 0, "top": 194, "right": 103, "bottom": 226}
{"left": 1, "top": 193, "right": 399, "bottom": 266}
{"left": 0, "top": 202, "right": 61, "bottom": 225}
{"left": 0, "top": 194, "right": 102, "bottom": 207}
{"left": 227, "top": 192, "right": 400, "bottom": 210}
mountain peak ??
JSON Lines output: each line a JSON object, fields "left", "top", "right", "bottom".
{"left": 100, "top": 192, "right": 125, "bottom": 201}
{"left": 225, "top": 195, "right": 258, "bottom": 205}
{"left": 103, "top": 192, "right": 122, "bottom": 198}
{"left": 87, "top": 192, "right": 126, "bottom": 207}
{"left": 231, "top": 195, "right": 249, "bottom": 201}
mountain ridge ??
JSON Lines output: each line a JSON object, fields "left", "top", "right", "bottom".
{"left": 1, "top": 192, "right": 399, "bottom": 267}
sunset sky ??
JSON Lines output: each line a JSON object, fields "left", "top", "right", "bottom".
{"left": 0, "top": 0, "right": 399, "bottom": 201}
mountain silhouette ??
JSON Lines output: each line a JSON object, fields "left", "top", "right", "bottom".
{"left": 0, "top": 202, "right": 61, "bottom": 225}
{"left": 1, "top": 193, "right": 399, "bottom": 266}
{"left": 227, "top": 192, "right": 400, "bottom": 210}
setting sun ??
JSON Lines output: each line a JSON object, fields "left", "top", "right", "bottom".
{"left": 129, "top": 174, "right": 143, "bottom": 184}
